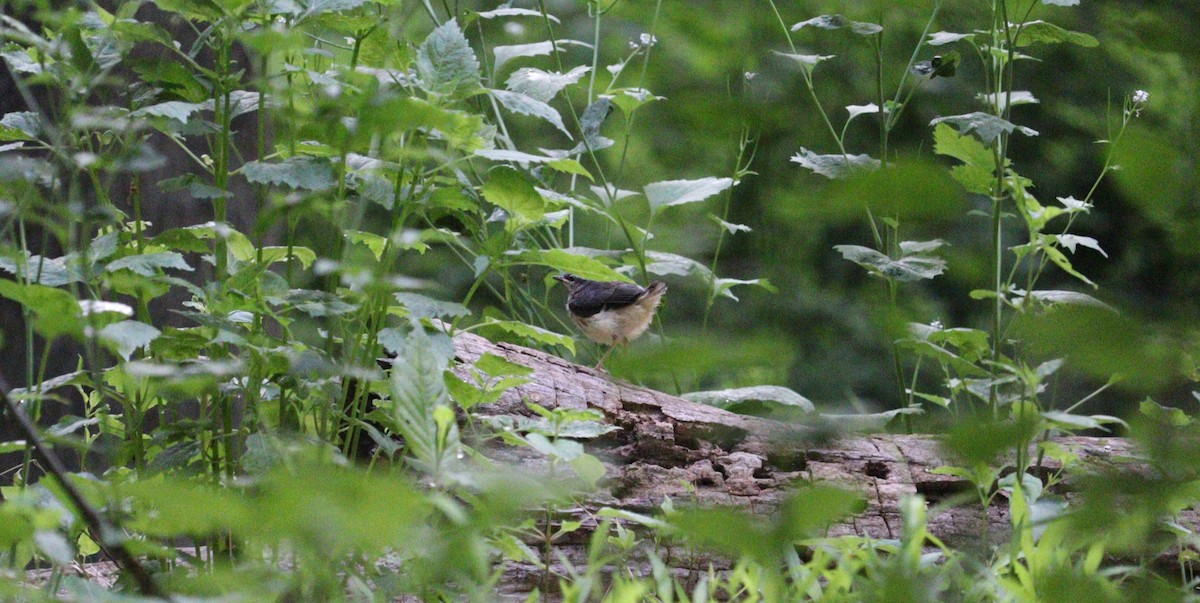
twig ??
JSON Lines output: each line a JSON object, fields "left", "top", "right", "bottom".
{"left": 0, "top": 377, "right": 169, "bottom": 600}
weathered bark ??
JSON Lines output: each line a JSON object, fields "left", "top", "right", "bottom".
{"left": 450, "top": 328, "right": 1198, "bottom": 595}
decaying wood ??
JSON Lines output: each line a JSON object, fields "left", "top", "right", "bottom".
{"left": 450, "top": 328, "right": 1199, "bottom": 593}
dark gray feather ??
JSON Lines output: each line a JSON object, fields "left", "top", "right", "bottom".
{"left": 567, "top": 280, "right": 646, "bottom": 317}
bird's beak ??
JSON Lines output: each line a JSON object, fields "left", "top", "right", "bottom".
{"left": 552, "top": 274, "right": 568, "bottom": 284}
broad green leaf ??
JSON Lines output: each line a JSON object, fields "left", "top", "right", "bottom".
{"left": 791, "top": 14, "right": 881, "bottom": 35}
{"left": 643, "top": 177, "right": 734, "bottom": 213}
{"left": 977, "top": 91, "right": 1039, "bottom": 112}
{"left": 417, "top": 19, "right": 481, "bottom": 97}
{"left": 242, "top": 156, "right": 335, "bottom": 191}
{"left": 644, "top": 251, "right": 713, "bottom": 279}
{"left": 1042, "top": 245, "right": 1096, "bottom": 288}
{"left": 1015, "top": 20, "right": 1098, "bottom": 48}
{"left": 99, "top": 320, "right": 161, "bottom": 361}
{"left": 1019, "top": 289, "right": 1114, "bottom": 312}
{"left": 345, "top": 230, "right": 388, "bottom": 260}
{"left": 930, "top": 112, "right": 1038, "bottom": 144}
{"left": 481, "top": 166, "right": 545, "bottom": 229}
{"left": 493, "top": 41, "right": 554, "bottom": 75}
{"left": 834, "top": 242, "right": 947, "bottom": 282}
{"left": 475, "top": 352, "right": 533, "bottom": 377}
{"left": 933, "top": 123, "right": 997, "bottom": 194}
{"left": 791, "top": 148, "right": 879, "bottom": 179}
{"left": 684, "top": 385, "right": 815, "bottom": 412}
{"left": 258, "top": 246, "right": 316, "bottom": 268}
{"left": 0, "top": 281, "right": 82, "bottom": 340}
{"left": 490, "top": 89, "right": 571, "bottom": 138}
{"left": 476, "top": 319, "right": 575, "bottom": 354}
{"left": 0, "top": 253, "right": 82, "bottom": 286}
{"left": 0, "top": 112, "right": 41, "bottom": 140}
{"left": 505, "top": 66, "right": 589, "bottom": 103}
{"left": 105, "top": 252, "right": 193, "bottom": 276}
{"left": 475, "top": 150, "right": 594, "bottom": 181}
{"left": 272, "top": 289, "right": 358, "bottom": 317}
{"left": 131, "top": 101, "right": 206, "bottom": 124}
{"left": 389, "top": 328, "right": 456, "bottom": 470}
{"left": 394, "top": 292, "right": 470, "bottom": 319}
{"left": 519, "top": 248, "right": 629, "bottom": 283}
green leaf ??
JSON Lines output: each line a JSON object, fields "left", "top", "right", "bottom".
{"left": 930, "top": 112, "right": 1038, "bottom": 145}
{"left": 771, "top": 51, "right": 836, "bottom": 74}
{"left": 819, "top": 406, "right": 924, "bottom": 431}
{"left": 712, "top": 277, "right": 775, "bottom": 301}
{"left": 99, "top": 320, "right": 161, "bottom": 361}
{"left": 684, "top": 385, "right": 815, "bottom": 412}
{"left": 477, "top": 319, "right": 575, "bottom": 354}
{"left": 105, "top": 252, "right": 193, "bottom": 276}
{"left": 1015, "top": 20, "right": 1098, "bottom": 47}
{"left": 490, "top": 90, "right": 571, "bottom": 138}
{"left": 505, "top": 66, "right": 589, "bottom": 103}
{"left": 644, "top": 251, "right": 713, "bottom": 280}
{"left": 790, "top": 148, "right": 879, "bottom": 179}
{"left": 482, "top": 166, "right": 545, "bottom": 229}
{"left": 493, "top": 41, "right": 553, "bottom": 75}
{"left": 258, "top": 246, "right": 316, "bottom": 269}
{"left": 242, "top": 156, "right": 335, "bottom": 191}
{"left": 475, "top": 352, "right": 533, "bottom": 377}
{"left": 417, "top": 18, "right": 481, "bottom": 97}
{"left": 0, "top": 281, "right": 81, "bottom": 340}
{"left": 928, "top": 31, "right": 975, "bottom": 46}
{"left": 519, "top": 248, "right": 629, "bottom": 283}
{"left": 643, "top": 177, "right": 734, "bottom": 213}
{"left": 131, "top": 101, "right": 206, "bottom": 124}
{"left": 394, "top": 292, "right": 470, "bottom": 319}
{"left": 0, "top": 112, "right": 42, "bottom": 140}
{"left": 834, "top": 242, "right": 947, "bottom": 282}
{"left": 389, "top": 329, "right": 456, "bottom": 470}
{"left": 791, "top": 14, "right": 881, "bottom": 35}
{"left": 1019, "top": 290, "right": 1114, "bottom": 312}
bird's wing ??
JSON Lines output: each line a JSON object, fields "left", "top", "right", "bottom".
{"left": 567, "top": 281, "right": 646, "bottom": 317}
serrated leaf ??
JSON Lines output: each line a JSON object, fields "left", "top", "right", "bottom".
{"left": 274, "top": 289, "right": 358, "bottom": 317}
{"left": 834, "top": 243, "right": 947, "bottom": 282}
{"left": 258, "top": 246, "right": 315, "bottom": 268}
{"left": 489, "top": 89, "right": 571, "bottom": 138}
{"left": 482, "top": 166, "right": 545, "bottom": 229}
{"left": 389, "top": 329, "right": 456, "bottom": 471}
{"left": 684, "top": 385, "right": 814, "bottom": 412}
{"left": 394, "top": 292, "right": 469, "bottom": 319}
{"left": 1015, "top": 20, "right": 1098, "bottom": 48}
{"left": 345, "top": 230, "right": 388, "bottom": 260}
{"left": 131, "top": 101, "right": 207, "bottom": 124}
{"left": 519, "top": 248, "right": 629, "bottom": 283}
{"left": 105, "top": 252, "right": 193, "bottom": 276}
{"left": 505, "top": 66, "right": 589, "bottom": 103}
{"left": 643, "top": 177, "right": 734, "bottom": 213}
{"left": 930, "top": 112, "right": 1038, "bottom": 145}
{"left": 0, "top": 281, "right": 82, "bottom": 340}
{"left": 790, "top": 148, "right": 880, "bottom": 179}
{"left": 791, "top": 14, "right": 881, "bottom": 35}
{"left": 99, "top": 320, "right": 161, "bottom": 361}
{"left": 242, "top": 156, "right": 335, "bottom": 191}
{"left": 417, "top": 19, "right": 481, "bottom": 96}
{"left": 478, "top": 319, "right": 575, "bottom": 354}
{"left": 0, "top": 253, "right": 82, "bottom": 286}
{"left": 644, "top": 251, "right": 713, "bottom": 280}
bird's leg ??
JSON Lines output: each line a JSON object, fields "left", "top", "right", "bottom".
{"left": 594, "top": 344, "right": 616, "bottom": 370}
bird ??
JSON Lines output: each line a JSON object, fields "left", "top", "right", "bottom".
{"left": 553, "top": 273, "right": 667, "bottom": 370}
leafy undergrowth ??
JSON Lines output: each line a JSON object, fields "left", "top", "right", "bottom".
{"left": 0, "top": 0, "right": 1197, "bottom": 600}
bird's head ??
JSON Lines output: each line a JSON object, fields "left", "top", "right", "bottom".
{"left": 553, "top": 273, "right": 585, "bottom": 290}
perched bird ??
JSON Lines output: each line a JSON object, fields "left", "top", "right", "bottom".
{"left": 553, "top": 274, "right": 667, "bottom": 369}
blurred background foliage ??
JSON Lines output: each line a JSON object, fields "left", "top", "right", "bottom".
{"left": 388, "top": 0, "right": 1199, "bottom": 416}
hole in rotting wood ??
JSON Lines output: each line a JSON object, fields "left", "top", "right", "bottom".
{"left": 864, "top": 460, "right": 890, "bottom": 480}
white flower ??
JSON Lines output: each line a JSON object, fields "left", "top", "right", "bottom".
{"left": 930, "top": 320, "right": 943, "bottom": 330}
{"left": 639, "top": 33, "right": 657, "bottom": 47}
{"left": 744, "top": 71, "right": 757, "bottom": 81}
{"left": 1132, "top": 89, "right": 1149, "bottom": 104}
